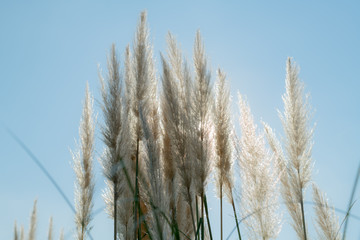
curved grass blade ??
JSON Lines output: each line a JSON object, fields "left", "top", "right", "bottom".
{"left": 7, "top": 128, "right": 75, "bottom": 213}
{"left": 226, "top": 200, "right": 360, "bottom": 240}
{"left": 7, "top": 128, "right": 95, "bottom": 240}
{"left": 342, "top": 162, "right": 360, "bottom": 240}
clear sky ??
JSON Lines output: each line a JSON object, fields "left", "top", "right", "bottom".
{"left": 1, "top": 1, "right": 359, "bottom": 239}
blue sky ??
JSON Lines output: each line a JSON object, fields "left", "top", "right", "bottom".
{"left": 1, "top": 1, "right": 359, "bottom": 239}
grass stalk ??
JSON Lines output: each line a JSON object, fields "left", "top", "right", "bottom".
{"left": 201, "top": 194, "right": 204, "bottom": 240}
{"left": 196, "top": 197, "right": 199, "bottom": 225}
{"left": 134, "top": 137, "right": 140, "bottom": 240}
{"left": 300, "top": 193, "right": 307, "bottom": 240}
{"left": 113, "top": 183, "right": 118, "bottom": 240}
{"left": 203, "top": 194, "right": 213, "bottom": 240}
{"left": 195, "top": 197, "right": 200, "bottom": 240}
{"left": 220, "top": 186, "right": 223, "bottom": 240}
{"left": 231, "top": 199, "right": 242, "bottom": 240}
{"left": 195, "top": 218, "right": 203, "bottom": 240}
{"left": 119, "top": 156, "right": 153, "bottom": 240}
{"left": 188, "top": 191, "right": 197, "bottom": 240}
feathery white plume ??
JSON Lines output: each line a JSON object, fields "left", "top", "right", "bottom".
{"left": 28, "top": 200, "right": 37, "bottom": 240}
{"left": 73, "top": 84, "right": 95, "bottom": 240}
{"left": 238, "top": 95, "right": 281, "bottom": 240}
{"left": 48, "top": 217, "right": 53, "bottom": 240}
{"left": 313, "top": 184, "right": 341, "bottom": 240}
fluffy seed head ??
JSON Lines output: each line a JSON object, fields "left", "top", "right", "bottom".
{"left": 73, "top": 84, "right": 95, "bottom": 240}
{"left": 214, "top": 69, "right": 234, "bottom": 202}
{"left": 313, "top": 184, "right": 341, "bottom": 240}
{"left": 238, "top": 94, "right": 281, "bottom": 240}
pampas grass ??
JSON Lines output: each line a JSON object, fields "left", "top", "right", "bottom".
{"left": 312, "top": 184, "right": 341, "bottom": 240}
{"left": 99, "top": 42, "right": 124, "bottom": 240}
{"left": 264, "top": 58, "right": 315, "bottom": 240}
{"left": 238, "top": 94, "right": 281, "bottom": 240}
{"left": 130, "top": 11, "right": 157, "bottom": 239}
{"left": 28, "top": 200, "right": 37, "bottom": 240}
{"left": 214, "top": 69, "right": 235, "bottom": 240}
{"left": 59, "top": 230, "right": 64, "bottom": 240}
{"left": 48, "top": 217, "right": 53, "bottom": 240}
{"left": 11, "top": 11, "right": 351, "bottom": 240}
{"left": 14, "top": 221, "right": 18, "bottom": 240}
{"left": 280, "top": 58, "right": 313, "bottom": 240}
{"left": 192, "top": 31, "right": 214, "bottom": 240}
{"left": 73, "top": 84, "right": 95, "bottom": 240}
{"left": 160, "top": 48, "right": 197, "bottom": 237}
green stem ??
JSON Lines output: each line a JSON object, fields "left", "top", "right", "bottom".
{"left": 203, "top": 194, "right": 213, "bottom": 240}
{"left": 114, "top": 182, "right": 118, "bottom": 240}
{"left": 300, "top": 194, "right": 307, "bottom": 240}
{"left": 220, "top": 186, "right": 223, "bottom": 240}
{"left": 187, "top": 191, "right": 197, "bottom": 240}
{"left": 201, "top": 194, "right": 204, "bottom": 240}
{"left": 342, "top": 162, "right": 360, "bottom": 240}
{"left": 134, "top": 137, "right": 141, "bottom": 240}
{"left": 195, "top": 218, "right": 203, "bottom": 240}
{"left": 195, "top": 196, "right": 200, "bottom": 240}
{"left": 120, "top": 156, "right": 153, "bottom": 240}
{"left": 196, "top": 197, "right": 199, "bottom": 225}
{"left": 231, "top": 199, "right": 242, "bottom": 240}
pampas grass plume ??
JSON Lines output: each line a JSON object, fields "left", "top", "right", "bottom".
{"left": 238, "top": 94, "right": 281, "bottom": 240}
{"left": 313, "top": 184, "right": 341, "bottom": 240}
{"left": 28, "top": 199, "right": 37, "bottom": 240}
{"left": 73, "top": 83, "right": 95, "bottom": 240}
{"left": 47, "top": 217, "right": 53, "bottom": 240}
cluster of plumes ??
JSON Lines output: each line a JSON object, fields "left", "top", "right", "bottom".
{"left": 99, "top": 11, "right": 167, "bottom": 240}
{"left": 263, "top": 58, "right": 342, "bottom": 240}
{"left": 264, "top": 58, "right": 312, "bottom": 240}
{"left": 161, "top": 33, "right": 196, "bottom": 236}
{"left": 238, "top": 95, "right": 281, "bottom": 240}
{"left": 14, "top": 200, "right": 37, "bottom": 240}
{"left": 10, "top": 11, "right": 346, "bottom": 240}
{"left": 97, "top": 12, "right": 342, "bottom": 240}
{"left": 13, "top": 200, "right": 64, "bottom": 240}
{"left": 12, "top": 12, "right": 345, "bottom": 240}
{"left": 72, "top": 83, "right": 95, "bottom": 240}
{"left": 100, "top": 43, "right": 134, "bottom": 239}
{"left": 97, "top": 11, "right": 220, "bottom": 239}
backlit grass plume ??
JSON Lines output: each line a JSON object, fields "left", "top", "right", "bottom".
{"left": 139, "top": 105, "right": 169, "bottom": 240}
{"left": 20, "top": 225, "right": 24, "bottom": 240}
{"left": 312, "top": 184, "right": 341, "bottom": 240}
{"left": 280, "top": 58, "right": 313, "bottom": 240}
{"left": 28, "top": 200, "right": 37, "bottom": 240}
{"left": 129, "top": 11, "right": 157, "bottom": 238}
{"left": 73, "top": 84, "right": 95, "bottom": 240}
{"left": 238, "top": 94, "right": 281, "bottom": 240}
{"left": 264, "top": 58, "right": 313, "bottom": 240}
{"left": 163, "top": 35, "right": 194, "bottom": 237}
{"left": 48, "top": 217, "right": 53, "bottom": 240}
{"left": 214, "top": 69, "right": 235, "bottom": 240}
{"left": 192, "top": 31, "right": 213, "bottom": 198}
{"left": 160, "top": 47, "right": 196, "bottom": 237}
{"left": 59, "top": 229, "right": 64, "bottom": 240}
{"left": 99, "top": 43, "right": 124, "bottom": 240}
{"left": 9, "top": 11, "right": 350, "bottom": 240}
{"left": 192, "top": 31, "right": 214, "bottom": 239}
{"left": 14, "top": 221, "right": 18, "bottom": 240}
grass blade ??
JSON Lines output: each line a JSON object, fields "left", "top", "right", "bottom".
{"left": 342, "top": 162, "right": 360, "bottom": 240}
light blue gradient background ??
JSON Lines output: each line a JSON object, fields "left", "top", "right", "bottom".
{"left": 1, "top": 1, "right": 359, "bottom": 239}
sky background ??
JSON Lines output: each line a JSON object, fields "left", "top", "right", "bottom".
{"left": 1, "top": 1, "right": 360, "bottom": 239}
